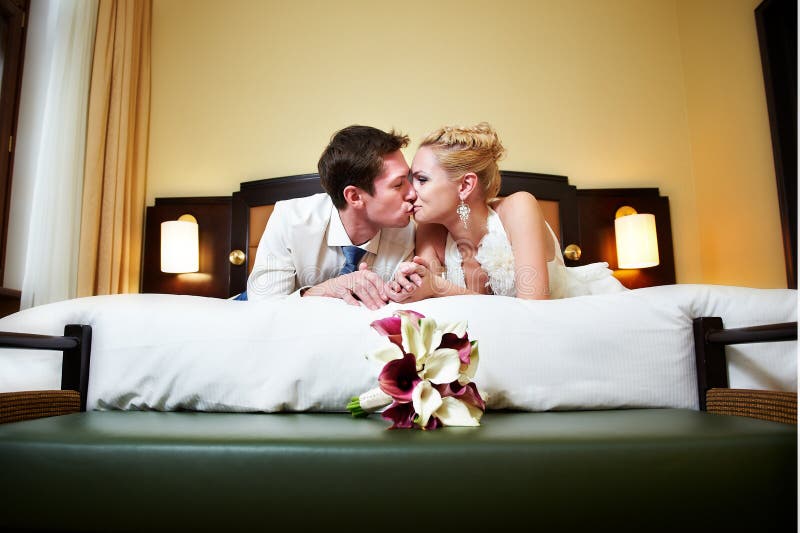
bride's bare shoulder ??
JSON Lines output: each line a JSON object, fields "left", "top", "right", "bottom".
{"left": 492, "top": 191, "right": 541, "bottom": 218}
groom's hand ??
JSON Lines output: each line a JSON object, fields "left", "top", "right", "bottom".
{"left": 304, "top": 262, "right": 388, "bottom": 310}
{"left": 345, "top": 262, "right": 390, "bottom": 309}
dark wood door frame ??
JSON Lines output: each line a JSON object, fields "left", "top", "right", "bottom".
{"left": 0, "top": 0, "right": 28, "bottom": 286}
{"left": 756, "top": 0, "right": 797, "bottom": 288}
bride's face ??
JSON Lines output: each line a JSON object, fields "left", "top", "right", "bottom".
{"left": 410, "top": 146, "right": 460, "bottom": 225}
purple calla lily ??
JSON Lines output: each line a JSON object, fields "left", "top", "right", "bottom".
{"left": 439, "top": 332, "right": 472, "bottom": 365}
{"left": 382, "top": 401, "right": 416, "bottom": 429}
{"left": 383, "top": 401, "right": 442, "bottom": 430}
{"left": 395, "top": 310, "right": 425, "bottom": 320}
{"left": 424, "top": 416, "right": 441, "bottom": 430}
{"left": 370, "top": 316, "right": 401, "bottom": 336}
{"left": 371, "top": 310, "right": 425, "bottom": 349}
{"left": 370, "top": 316, "right": 403, "bottom": 348}
{"left": 378, "top": 353, "right": 421, "bottom": 402}
{"left": 436, "top": 381, "right": 486, "bottom": 412}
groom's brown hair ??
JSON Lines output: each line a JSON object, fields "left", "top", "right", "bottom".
{"left": 318, "top": 125, "right": 409, "bottom": 209}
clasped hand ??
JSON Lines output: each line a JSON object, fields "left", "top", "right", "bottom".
{"left": 385, "top": 256, "right": 435, "bottom": 303}
{"left": 327, "top": 257, "right": 432, "bottom": 309}
{"left": 325, "top": 262, "right": 390, "bottom": 310}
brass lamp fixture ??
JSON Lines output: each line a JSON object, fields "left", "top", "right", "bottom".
{"left": 563, "top": 244, "right": 582, "bottom": 261}
{"left": 614, "top": 206, "right": 659, "bottom": 269}
{"left": 229, "top": 249, "right": 246, "bottom": 266}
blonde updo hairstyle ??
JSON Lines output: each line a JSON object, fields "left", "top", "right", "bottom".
{"left": 418, "top": 122, "right": 505, "bottom": 200}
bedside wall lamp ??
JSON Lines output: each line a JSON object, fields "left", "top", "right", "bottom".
{"left": 614, "top": 206, "right": 659, "bottom": 269}
{"left": 161, "top": 214, "right": 199, "bottom": 273}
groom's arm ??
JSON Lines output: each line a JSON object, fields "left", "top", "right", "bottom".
{"left": 303, "top": 223, "right": 414, "bottom": 309}
{"left": 302, "top": 263, "right": 388, "bottom": 310}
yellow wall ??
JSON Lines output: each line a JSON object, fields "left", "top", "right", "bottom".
{"left": 148, "top": 0, "right": 787, "bottom": 287}
{"left": 677, "top": 0, "right": 785, "bottom": 287}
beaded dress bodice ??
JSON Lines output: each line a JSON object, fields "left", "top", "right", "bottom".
{"left": 443, "top": 208, "right": 566, "bottom": 298}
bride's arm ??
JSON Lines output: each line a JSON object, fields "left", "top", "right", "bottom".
{"left": 387, "top": 223, "right": 476, "bottom": 302}
{"left": 494, "top": 192, "right": 552, "bottom": 300}
{"left": 413, "top": 222, "right": 446, "bottom": 276}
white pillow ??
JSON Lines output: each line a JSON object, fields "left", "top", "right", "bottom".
{"left": 563, "top": 262, "right": 628, "bottom": 297}
{"left": 0, "top": 285, "right": 794, "bottom": 413}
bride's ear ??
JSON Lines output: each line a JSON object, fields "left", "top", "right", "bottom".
{"left": 459, "top": 173, "right": 479, "bottom": 201}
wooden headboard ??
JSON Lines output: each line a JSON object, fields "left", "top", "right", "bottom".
{"left": 142, "top": 172, "right": 676, "bottom": 298}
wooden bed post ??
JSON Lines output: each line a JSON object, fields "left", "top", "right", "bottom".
{"left": 693, "top": 317, "right": 728, "bottom": 411}
{"left": 61, "top": 325, "right": 92, "bottom": 412}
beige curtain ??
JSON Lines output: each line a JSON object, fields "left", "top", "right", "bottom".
{"left": 77, "top": 0, "right": 151, "bottom": 297}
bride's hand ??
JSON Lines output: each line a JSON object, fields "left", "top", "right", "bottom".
{"left": 387, "top": 257, "right": 436, "bottom": 303}
{"left": 385, "top": 260, "right": 422, "bottom": 302}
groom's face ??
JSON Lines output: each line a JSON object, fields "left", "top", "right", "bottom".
{"left": 361, "top": 150, "right": 416, "bottom": 228}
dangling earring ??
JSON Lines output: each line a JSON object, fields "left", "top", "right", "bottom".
{"left": 456, "top": 200, "right": 470, "bottom": 229}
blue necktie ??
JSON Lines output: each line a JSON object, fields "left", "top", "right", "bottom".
{"left": 340, "top": 246, "right": 367, "bottom": 275}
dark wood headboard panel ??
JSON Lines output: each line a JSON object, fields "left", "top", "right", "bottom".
{"left": 141, "top": 171, "right": 676, "bottom": 298}
{"left": 142, "top": 197, "right": 233, "bottom": 298}
{"left": 230, "top": 174, "right": 324, "bottom": 294}
{"left": 578, "top": 188, "right": 675, "bottom": 289}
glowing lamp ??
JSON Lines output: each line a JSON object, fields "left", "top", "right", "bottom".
{"left": 160, "top": 214, "right": 199, "bottom": 273}
{"left": 614, "top": 206, "right": 659, "bottom": 269}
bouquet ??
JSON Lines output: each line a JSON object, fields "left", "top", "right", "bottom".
{"left": 347, "top": 310, "right": 485, "bottom": 430}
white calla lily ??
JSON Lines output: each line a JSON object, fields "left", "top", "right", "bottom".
{"left": 367, "top": 343, "right": 404, "bottom": 364}
{"left": 411, "top": 380, "right": 442, "bottom": 428}
{"left": 435, "top": 396, "right": 482, "bottom": 427}
{"left": 401, "top": 315, "right": 443, "bottom": 365}
{"left": 420, "top": 348, "right": 461, "bottom": 384}
{"left": 400, "top": 314, "right": 420, "bottom": 355}
{"left": 439, "top": 320, "right": 468, "bottom": 338}
{"left": 421, "top": 318, "right": 443, "bottom": 356}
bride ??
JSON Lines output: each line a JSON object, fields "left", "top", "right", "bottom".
{"left": 387, "top": 122, "right": 569, "bottom": 302}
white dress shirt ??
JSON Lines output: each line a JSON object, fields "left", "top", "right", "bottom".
{"left": 246, "top": 193, "right": 415, "bottom": 300}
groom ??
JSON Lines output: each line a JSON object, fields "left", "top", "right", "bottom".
{"left": 245, "top": 125, "right": 417, "bottom": 309}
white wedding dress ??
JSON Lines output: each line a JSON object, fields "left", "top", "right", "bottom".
{"left": 443, "top": 208, "right": 625, "bottom": 298}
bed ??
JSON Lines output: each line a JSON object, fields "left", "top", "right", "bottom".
{"left": 0, "top": 171, "right": 796, "bottom": 532}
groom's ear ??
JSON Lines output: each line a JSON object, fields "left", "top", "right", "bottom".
{"left": 342, "top": 185, "right": 365, "bottom": 208}
{"left": 459, "top": 173, "right": 479, "bottom": 199}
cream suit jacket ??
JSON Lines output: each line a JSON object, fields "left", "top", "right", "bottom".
{"left": 246, "top": 193, "right": 415, "bottom": 300}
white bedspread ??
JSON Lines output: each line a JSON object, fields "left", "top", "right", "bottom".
{"left": 0, "top": 284, "right": 795, "bottom": 412}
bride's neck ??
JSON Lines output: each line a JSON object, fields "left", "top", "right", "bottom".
{"left": 445, "top": 202, "right": 490, "bottom": 254}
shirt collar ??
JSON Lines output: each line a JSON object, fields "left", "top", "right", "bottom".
{"left": 327, "top": 204, "right": 381, "bottom": 255}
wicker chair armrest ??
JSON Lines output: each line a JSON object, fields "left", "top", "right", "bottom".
{"left": 694, "top": 318, "right": 797, "bottom": 424}
{"left": 0, "top": 390, "right": 81, "bottom": 424}
{"left": 0, "top": 325, "right": 92, "bottom": 423}
{"left": 706, "top": 388, "right": 796, "bottom": 425}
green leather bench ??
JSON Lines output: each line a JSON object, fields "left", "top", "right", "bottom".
{"left": 0, "top": 408, "right": 795, "bottom": 532}
{"left": 1, "top": 318, "right": 796, "bottom": 531}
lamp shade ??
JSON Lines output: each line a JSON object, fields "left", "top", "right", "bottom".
{"left": 615, "top": 213, "right": 659, "bottom": 269}
{"left": 161, "top": 219, "right": 199, "bottom": 273}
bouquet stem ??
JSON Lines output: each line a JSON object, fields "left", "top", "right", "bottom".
{"left": 347, "top": 387, "right": 392, "bottom": 417}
